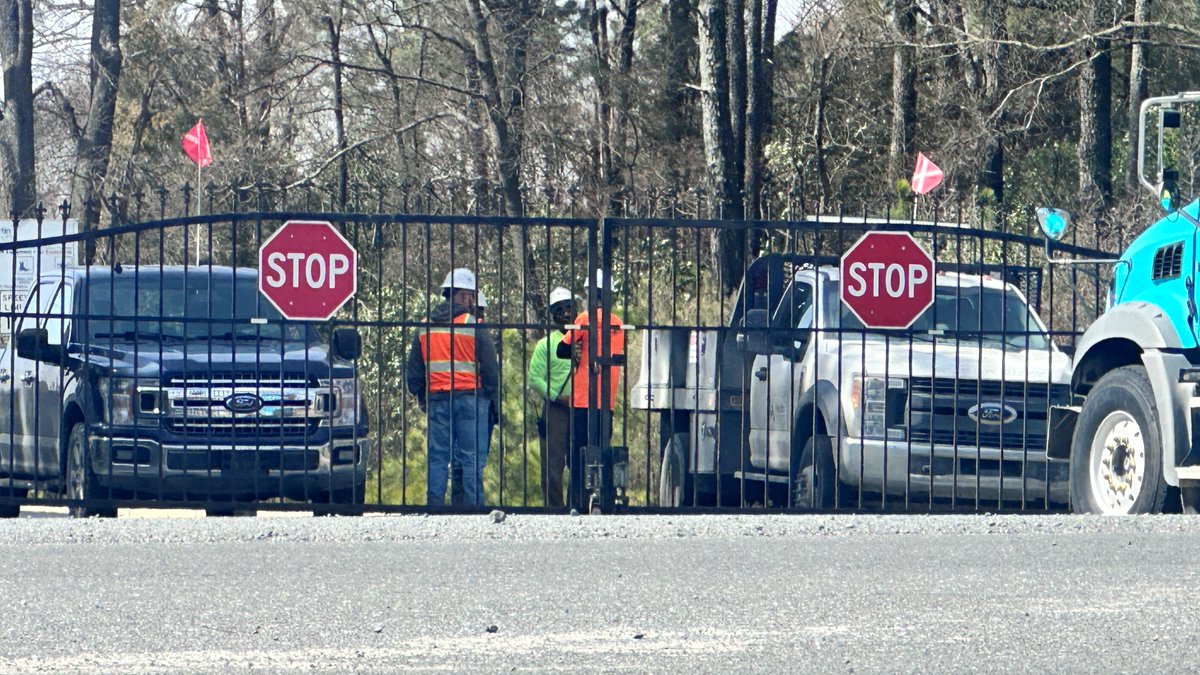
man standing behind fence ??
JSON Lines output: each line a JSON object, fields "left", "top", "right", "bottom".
{"left": 527, "top": 287, "right": 576, "bottom": 507}
{"left": 557, "top": 271, "right": 625, "bottom": 511}
{"left": 451, "top": 290, "right": 500, "bottom": 506}
{"left": 407, "top": 268, "right": 499, "bottom": 507}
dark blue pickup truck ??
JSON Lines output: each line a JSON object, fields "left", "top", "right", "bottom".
{"left": 0, "top": 265, "right": 369, "bottom": 517}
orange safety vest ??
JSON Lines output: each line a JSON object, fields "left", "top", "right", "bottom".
{"left": 419, "top": 312, "right": 480, "bottom": 392}
{"left": 562, "top": 308, "right": 624, "bottom": 409}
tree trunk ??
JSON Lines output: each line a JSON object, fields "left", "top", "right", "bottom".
{"left": 1077, "top": 0, "right": 1111, "bottom": 211}
{"left": 726, "top": 0, "right": 746, "bottom": 205}
{"left": 979, "top": 0, "right": 1007, "bottom": 204}
{"left": 698, "top": 0, "right": 744, "bottom": 294}
{"left": 466, "top": 0, "right": 522, "bottom": 216}
{"left": 888, "top": 0, "right": 916, "bottom": 188}
{"left": 611, "top": 0, "right": 638, "bottom": 210}
{"left": 659, "top": 0, "right": 696, "bottom": 145}
{"left": 367, "top": 26, "right": 408, "bottom": 184}
{"left": 0, "top": 0, "right": 36, "bottom": 217}
{"left": 745, "top": 0, "right": 777, "bottom": 220}
{"left": 253, "top": 0, "right": 277, "bottom": 152}
{"left": 464, "top": 52, "right": 490, "bottom": 213}
{"left": 1127, "top": 0, "right": 1150, "bottom": 193}
{"left": 325, "top": 10, "right": 348, "bottom": 210}
{"left": 588, "top": 0, "right": 615, "bottom": 212}
{"left": 813, "top": 53, "right": 831, "bottom": 205}
{"left": 71, "top": 0, "right": 122, "bottom": 264}
{"left": 465, "top": 0, "right": 545, "bottom": 318}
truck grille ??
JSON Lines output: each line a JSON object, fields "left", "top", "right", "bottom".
{"left": 907, "top": 378, "right": 1068, "bottom": 452}
{"left": 156, "top": 372, "right": 330, "bottom": 439}
{"left": 164, "top": 419, "right": 322, "bottom": 437}
{"left": 166, "top": 449, "right": 320, "bottom": 472}
{"left": 168, "top": 372, "right": 319, "bottom": 387}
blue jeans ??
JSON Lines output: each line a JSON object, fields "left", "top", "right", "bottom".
{"left": 451, "top": 401, "right": 495, "bottom": 506}
{"left": 427, "top": 394, "right": 490, "bottom": 507}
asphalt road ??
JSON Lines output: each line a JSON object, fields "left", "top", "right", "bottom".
{"left": 0, "top": 513, "right": 1197, "bottom": 673}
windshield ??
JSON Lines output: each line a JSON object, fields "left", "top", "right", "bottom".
{"left": 829, "top": 281, "right": 1050, "bottom": 350}
{"left": 79, "top": 271, "right": 308, "bottom": 344}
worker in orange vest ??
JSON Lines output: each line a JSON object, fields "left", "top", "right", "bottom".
{"left": 556, "top": 270, "right": 625, "bottom": 510}
{"left": 407, "top": 268, "right": 499, "bottom": 507}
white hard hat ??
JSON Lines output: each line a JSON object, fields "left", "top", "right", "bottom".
{"left": 441, "top": 268, "right": 477, "bottom": 292}
{"left": 477, "top": 290, "right": 487, "bottom": 308}
{"left": 548, "top": 287, "right": 573, "bottom": 306}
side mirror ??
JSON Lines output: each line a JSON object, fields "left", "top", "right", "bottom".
{"left": 741, "top": 309, "right": 771, "bottom": 354}
{"left": 1157, "top": 108, "right": 1182, "bottom": 212}
{"left": 16, "top": 328, "right": 64, "bottom": 365}
{"left": 774, "top": 331, "right": 809, "bottom": 360}
{"left": 1036, "top": 207, "right": 1071, "bottom": 242}
{"left": 332, "top": 327, "right": 362, "bottom": 360}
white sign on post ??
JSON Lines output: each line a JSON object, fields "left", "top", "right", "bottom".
{"left": 0, "top": 219, "right": 81, "bottom": 338}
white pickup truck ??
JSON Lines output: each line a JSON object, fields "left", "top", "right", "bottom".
{"left": 633, "top": 254, "right": 1073, "bottom": 509}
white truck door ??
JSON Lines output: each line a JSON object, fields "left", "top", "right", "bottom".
{"left": 36, "top": 281, "right": 68, "bottom": 476}
{"left": 4, "top": 282, "right": 47, "bottom": 477}
{"left": 749, "top": 280, "right": 816, "bottom": 471}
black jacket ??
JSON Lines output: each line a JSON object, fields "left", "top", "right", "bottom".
{"left": 406, "top": 301, "right": 500, "bottom": 405}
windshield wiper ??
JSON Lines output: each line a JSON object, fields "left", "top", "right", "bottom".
{"left": 91, "top": 331, "right": 184, "bottom": 343}
{"left": 192, "top": 331, "right": 278, "bottom": 342}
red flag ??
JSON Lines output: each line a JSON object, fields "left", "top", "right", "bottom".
{"left": 182, "top": 119, "right": 213, "bottom": 168}
{"left": 911, "top": 152, "right": 943, "bottom": 195}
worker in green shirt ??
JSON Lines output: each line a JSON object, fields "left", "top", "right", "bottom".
{"left": 527, "top": 287, "right": 576, "bottom": 507}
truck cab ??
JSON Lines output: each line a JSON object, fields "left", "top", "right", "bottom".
{"left": 0, "top": 265, "right": 369, "bottom": 517}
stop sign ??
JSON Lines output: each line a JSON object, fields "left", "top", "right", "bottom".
{"left": 258, "top": 220, "right": 358, "bottom": 321}
{"left": 840, "top": 232, "right": 935, "bottom": 329}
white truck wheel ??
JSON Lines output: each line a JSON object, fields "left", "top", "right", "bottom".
{"left": 65, "top": 424, "right": 116, "bottom": 519}
{"left": 792, "top": 435, "right": 837, "bottom": 510}
{"left": 1070, "top": 366, "right": 1169, "bottom": 515}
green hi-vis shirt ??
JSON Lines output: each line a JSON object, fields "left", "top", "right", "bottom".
{"left": 527, "top": 330, "right": 572, "bottom": 401}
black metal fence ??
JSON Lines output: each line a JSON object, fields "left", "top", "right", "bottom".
{"left": 0, "top": 192, "right": 1117, "bottom": 515}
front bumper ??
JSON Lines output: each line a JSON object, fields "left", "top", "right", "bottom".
{"left": 839, "top": 437, "right": 1070, "bottom": 503}
{"left": 87, "top": 433, "right": 369, "bottom": 501}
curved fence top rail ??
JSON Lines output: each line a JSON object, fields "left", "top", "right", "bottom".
{"left": 0, "top": 211, "right": 1116, "bottom": 260}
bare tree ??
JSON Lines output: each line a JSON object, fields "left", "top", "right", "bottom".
{"left": 325, "top": 7, "right": 348, "bottom": 209}
{"left": 0, "top": 0, "right": 36, "bottom": 216}
{"left": 1126, "top": 0, "right": 1151, "bottom": 192}
{"left": 69, "top": 0, "right": 122, "bottom": 262}
{"left": 588, "top": 0, "right": 640, "bottom": 213}
{"left": 1078, "top": 0, "right": 1113, "bottom": 211}
{"left": 698, "top": 0, "right": 777, "bottom": 293}
{"left": 888, "top": 0, "right": 916, "bottom": 188}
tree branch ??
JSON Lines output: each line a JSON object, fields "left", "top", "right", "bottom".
{"left": 33, "top": 81, "right": 82, "bottom": 141}
{"left": 263, "top": 113, "right": 454, "bottom": 191}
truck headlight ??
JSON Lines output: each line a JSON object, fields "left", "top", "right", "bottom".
{"left": 99, "top": 377, "right": 163, "bottom": 426}
{"left": 849, "top": 375, "right": 907, "bottom": 440}
{"left": 331, "top": 377, "right": 362, "bottom": 427}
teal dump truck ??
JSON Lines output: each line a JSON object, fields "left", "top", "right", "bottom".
{"left": 1041, "top": 91, "right": 1200, "bottom": 514}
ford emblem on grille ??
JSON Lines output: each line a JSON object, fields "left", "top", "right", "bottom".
{"left": 968, "top": 402, "right": 1018, "bottom": 426}
{"left": 224, "top": 393, "right": 264, "bottom": 414}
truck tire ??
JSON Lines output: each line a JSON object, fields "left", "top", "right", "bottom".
{"left": 312, "top": 481, "right": 367, "bottom": 515}
{"left": 658, "top": 434, "right": 692, "bottom": 508}
{"left": 792, "top": 434, "right": 837, "bottom": 510}
{"left": 0, "top": 488, "right": 24, "bottom": 519}
{"left": 1070, "top": 366, "right": 1170, "bottom": 515}
{"left": 65, "top": 424, "right": 117, "bottom": 519}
